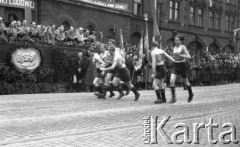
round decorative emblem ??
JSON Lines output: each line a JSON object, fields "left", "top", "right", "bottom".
{"left": 11, "top": 47, "right": 41, "bottom": 72}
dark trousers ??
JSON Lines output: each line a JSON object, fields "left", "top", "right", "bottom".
{"left": 211, "top": 73, "right": 217, "bottom": 85}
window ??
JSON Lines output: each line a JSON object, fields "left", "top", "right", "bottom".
{"left": 209, "top": 11, "right": 214, "bottom": 29}
{"left": 230, "top": 16, "right": 235, "bottom": 31}
{"left": 190, "top": 7, "right": 196, "bottom": 25}
{"left": 226, "top": 15, "right": 230, "bottom": 31}
{"left": 216, "top": 13, "right": 220, "bottom": 30}
{"left": 7, "top": 13, "right": 18, "bottom": 22}
{"left": 107, "top": 28, "right": 115, "bottom": 40}
{"left": 169, "top": 0, "right": 180, "bottom": 22}
{"left": 197, "top": 8, "right": 203, "bottom": 27}
{"left": 134, "top": 0, "right": 142, "bottom": 16}
{"left": 86, "top": 25, "right": 95, "bottom": 35}
{"left": 61, "top": 21, "right": 70, "bottom": 31}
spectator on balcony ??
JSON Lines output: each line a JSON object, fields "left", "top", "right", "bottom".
{"left": 74, "top": 29, "right": 83, "bottom": 45}
{"left": 16, "top": 21, "right": 23, "bottom": 40}
{"left": 6, "top": 21, "right": 17, "bottom": 42}
{"left": 39, "top": 25, "right": 48, "bottom": 44}
{"left": 47, "top": 24, "right": 56, "bottom": 45}
{"left": 65, "top": 26, "right": 76, "bottom": 45}
{"left": 17, "top": 20, "right": 33, "bottom": 43}
{"left": 29, "top": 22, "right": 39, "bottom": 41}
{"left": 55, "top": 25, "right": 66, "bottom": 43}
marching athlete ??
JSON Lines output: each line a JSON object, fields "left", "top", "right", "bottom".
{"left": 88, "top": 47, "right": 105, "bottom": 98}
{"left": 107, "top": 39, "right": 130, "bottom": 96}
{"left": 169, "top": 35, "right": 194, "bottom": 103}
{"left": 99, "top": 43, "right": 115, "bottom": 98}
{"left": 101, "top": 46, "right": 140, "bottom": 101}
{"left": 151, "top": 41, "right": 175, "bottom": 104}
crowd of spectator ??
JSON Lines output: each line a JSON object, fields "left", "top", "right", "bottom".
{"left": 0, "top": 17, "right": 96, "bottom": 47}
{"left": 1, "top": 17, "right": 240, "bottom": 92}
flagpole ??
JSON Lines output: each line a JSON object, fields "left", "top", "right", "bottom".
{"left": 144, "top": 14, "right": 148, "bottom": 90}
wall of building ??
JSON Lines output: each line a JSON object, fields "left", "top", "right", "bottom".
{"left": 157, "top": 0, "right": 238, "bottom": 53}
{"left": 36, "top": 0, "right": 239, "bottom": 52}
{"left": 37, "top": 0, "right": 135, "bottom": 43}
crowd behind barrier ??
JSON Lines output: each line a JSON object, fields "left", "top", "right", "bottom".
{"left": 1, "top": 18, "right": 240, "bottom": 93}
{"left": 0, "top": 17, "right": 96, "bottom": 47}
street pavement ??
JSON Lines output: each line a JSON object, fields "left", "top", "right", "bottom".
{"left": 0, "top": 83, "right": 240, "bottom": 147}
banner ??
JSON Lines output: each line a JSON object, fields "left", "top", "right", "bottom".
{"left": 134, "top": 36, "right": 143, "bottom": 71}
{"left": 148, "top": 0, "right": 160, "bottom": 37}
{"left": 144, "top": 19, "right": 150, "bottom": 63}
{"left": 79, "top": 0, "right": 128, "bottom": 11}
{"left": 0, "top": 0, "right": 35, "bottom": 9}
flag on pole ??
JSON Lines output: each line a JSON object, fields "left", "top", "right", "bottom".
{"left": 209, "top": 0, "right": 213, "bottom": 7}
{"left": 119, "top": 28, "right": 125, "bottom": 57}
{"left": 144, "top": 16, "right": 150, "bottom": 62}
{"left": 134, "top": 35, "right": 143, "bottom": 71}
{"left": 148, "top": 0, "right": 160, "bottom": 37}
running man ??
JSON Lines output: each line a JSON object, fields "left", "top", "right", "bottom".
{"left": 101, "top": 46, "right": 140, "bottom": 101}
{"left": 99, "top": 43, "right": 115, "bottom": 98}
{"left": 88, "top": 47, "right": 105, "bottom": 98}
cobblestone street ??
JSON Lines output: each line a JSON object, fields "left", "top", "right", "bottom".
{"left": 0, "top": 84, "right": 240, "bottom": 147}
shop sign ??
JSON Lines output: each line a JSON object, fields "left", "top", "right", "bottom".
{"left": 79, "top": 0, "right": 128, "bottom": 11}
{"left": 0, "top": 0, "right": 35, "bottom": 9}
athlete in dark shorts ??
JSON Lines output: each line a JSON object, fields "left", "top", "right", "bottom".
{"left": 151, "top": 41, "right": 175, "bottom": 104}
{"left": 107, "top": 39, "right": 130, "bottom": 96}
{"left": 99, "top": 43, "right": 115, "bottom": 98}
{"left": 169, "top": 35, "right": 194, "bottom": 103}
{"left": 101, "top": 46, "right": 140, "bottom": 101}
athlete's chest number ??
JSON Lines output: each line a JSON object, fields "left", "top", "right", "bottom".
{"left": 156, "top": 54, "right": 164, "bottom": 63}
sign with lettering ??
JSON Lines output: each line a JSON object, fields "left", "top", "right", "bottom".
{"left": 0, "top": 0, "right": 35, "bottom": 9}
{"left": 79, "top": 0, "right": 128, "bottom": 11}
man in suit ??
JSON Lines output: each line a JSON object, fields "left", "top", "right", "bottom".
{"left": 75, "top": 52, "right": 91, "bottom": 92}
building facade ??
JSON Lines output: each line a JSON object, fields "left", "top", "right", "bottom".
{"left": 2, "top": 0, "right": 239, "bottom": 53}
{"left": 35, "top": 0, "right": 151, "bottom": 45}
{"left": 0, "top": 0, "right": 36, "bottom": 26}
{"left": 158, "top": 0, "right": 240, "bottom": 54}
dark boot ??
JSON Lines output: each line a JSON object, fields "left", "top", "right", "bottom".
{"left": 154, "top": 90, "right": 162, "bottom": 104}
{"left": 116, "top": 85, "right": 125, "bottom": 99}
{"left": 131, "top": 87, "right": 140, "bottom": 101}
{"left": 187, "top": 85, "right": 194, "bottom": 102}
{"left": 99, "top": 86, "right": 108, "bottom": 99}
{"left": 169, "top": 87, "right": 176, "bottom": 103}
{"left": 94, "top": 85, "right": 102, "bottom": 98}
{"left": 73, "top": 84, "right": 76, "bottom": 92}
{"left": 109, "top": 85, "right": 115, "bottom": 98}
{"left": 161, "top": 89, "right": 166, "bottom": 103}
{"left": 125, "top": 87, "right": 130, "bottom": 96}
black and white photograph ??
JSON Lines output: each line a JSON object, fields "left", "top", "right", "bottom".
{"left": 0, "top": 0, "right": 240, "bottom": 146}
